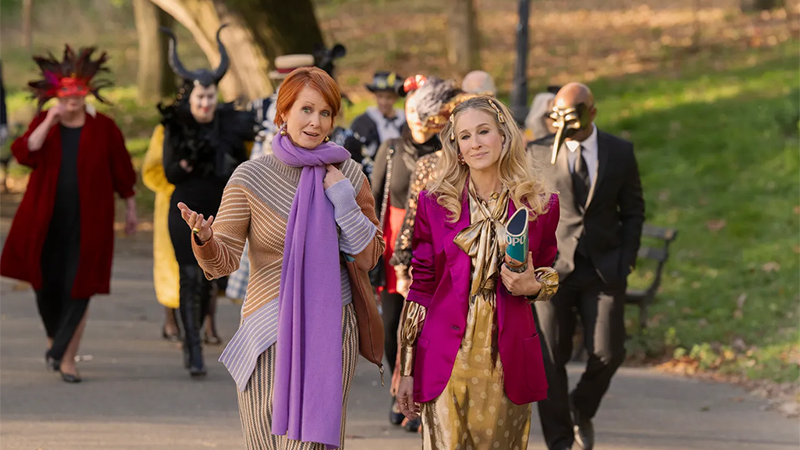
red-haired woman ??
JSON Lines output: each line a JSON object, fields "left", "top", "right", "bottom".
{"left": 176, "top": 67, "right": 384, "bottom": 449}
{"left": 0, "top": 46, "right": 137, "bottom": 383}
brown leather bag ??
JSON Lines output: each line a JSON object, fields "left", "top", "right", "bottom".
{"left": 345, "top": 259, "right": 385, "bottom": 385}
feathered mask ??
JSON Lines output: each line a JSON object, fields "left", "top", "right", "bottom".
{"left": 28, "top": 45, "right": 113, "bottom": 109}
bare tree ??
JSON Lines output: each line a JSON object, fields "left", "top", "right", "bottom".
{"left": 22, "top": 0, "right": 33, "bottom": 51}
{"left": 447, "top": 0, "right": 481, "bottom": 74}
{"left": 133, "top": 0, "right": 175, "bottom": 102}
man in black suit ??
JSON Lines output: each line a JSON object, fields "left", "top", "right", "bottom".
{"left": 528, "top": 83, "right": 645, "bottom": 450}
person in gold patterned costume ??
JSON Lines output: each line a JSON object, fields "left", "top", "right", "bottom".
{"left": 395, "top": 97, "right": 560, "bottom": 450}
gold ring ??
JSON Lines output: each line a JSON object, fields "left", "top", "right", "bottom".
{"left": 192, "top": 228, "right": 200, "bottom": 234}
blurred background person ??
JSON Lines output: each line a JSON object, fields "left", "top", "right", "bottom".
{"left": 461, "top": 70, "right": 497, "bottom": 97}
{"left": 0, "top": 45, "right": 137, "bottom": 383}
{"left": 528, "top": 82, "right": 644, "bottom": 450}
{"left": 159, "top": 27, "right": 254, "bottom": 377}
{"left": 372, "top": 74, "right": 469, "bottom": 432}
{"left": 525, "top": 85, "right": 561, "bottom": 142}
{"left": 350, "top": 71, "right": 407, "bottom": 175}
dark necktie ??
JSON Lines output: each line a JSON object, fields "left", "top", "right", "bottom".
{"left": 572, "top": 145, "right": 590, "bottom": 210}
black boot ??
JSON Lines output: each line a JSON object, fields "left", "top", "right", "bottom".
{"left": 179, "top": 265, "right": 208, "bottom": 377}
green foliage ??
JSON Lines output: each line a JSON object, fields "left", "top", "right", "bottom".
{"left": 591, "top": 41, "right": 799, "bottom": 383}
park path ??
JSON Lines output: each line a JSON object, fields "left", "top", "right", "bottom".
{"left": 0, "top": 197, "right": 797, "bottom": 450}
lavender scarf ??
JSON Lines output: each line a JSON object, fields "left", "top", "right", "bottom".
{"left": 271, "top": 132, "right": 350, "bottom": 449}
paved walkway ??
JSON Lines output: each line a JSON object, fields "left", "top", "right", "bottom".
{"left": 0, "top": 223, "right": 798, "bottom": 449}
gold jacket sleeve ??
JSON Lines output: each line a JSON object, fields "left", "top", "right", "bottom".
{"left": 399, "top": 301, "right": 427, "bottom": 377}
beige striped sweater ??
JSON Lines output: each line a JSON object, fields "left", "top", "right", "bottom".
{"left": 192, "top": 155, "right": 384, "bottom": 390}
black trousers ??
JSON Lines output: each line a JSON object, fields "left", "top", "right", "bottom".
{"left": 36, "top": 290, "right": 89, "bottom": 362}
{"left": 533, "top": 254, "right": 627, "bottom": 450}
{"left": 381, "top": 291, "right": 405, "bottom": 375}
{"left": 37, "top": 198, "right": 89, "bottom": 363}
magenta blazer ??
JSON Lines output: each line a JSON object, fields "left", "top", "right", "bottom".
{"left": 407, "top": 189, "right": 560, "bottom": 405}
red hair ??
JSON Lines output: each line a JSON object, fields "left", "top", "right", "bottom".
{"left": 273, "top": 67, "right": 341, "bottom": 127}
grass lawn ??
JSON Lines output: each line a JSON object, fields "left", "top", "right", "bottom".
{"left": 591, "top": 41, "right": 799, "bottom": 383}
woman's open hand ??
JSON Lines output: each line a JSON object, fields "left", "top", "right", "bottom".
{"left": 177, "top": 202, "right": 214, "bottom": 243}
{"left": 500, "top": 251, "right": 542, "bottom": 298}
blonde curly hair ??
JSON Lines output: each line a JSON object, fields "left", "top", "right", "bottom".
{"left": 427, "top": 96, "right": 554, "bottom": 222}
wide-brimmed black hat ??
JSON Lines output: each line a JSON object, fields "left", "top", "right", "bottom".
{"left": 365, "top": 71, "right": 405, "bottom": 97}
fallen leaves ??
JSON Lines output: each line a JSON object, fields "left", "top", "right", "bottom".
{"left": 706, "top": 219, "right": 727, "bottom": 232}
{"left": 658, "top": 343, "right": 800, "bottom": 419}
{"left": 733, "top": 293, "right": 747, "bottom": 319}
{"left": 761, "top": 262, "right": 781, "bottom": 273}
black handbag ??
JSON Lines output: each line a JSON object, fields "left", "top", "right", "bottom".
{"left": 369, "top": 145, "right": 394, "bottom": 287}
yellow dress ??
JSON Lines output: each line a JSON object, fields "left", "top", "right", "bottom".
{"left": 142, "top": 125, "right": 255, "bottom": 308}
{"left": 142, "top": 125, "right": 180, "bottom": 309}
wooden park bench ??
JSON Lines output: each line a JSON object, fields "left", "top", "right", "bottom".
{"left": 625, "top": 224, "right": 678, "bottom": 330}
{"left": 571, "top": 223, "right": 678, "bottom": 360}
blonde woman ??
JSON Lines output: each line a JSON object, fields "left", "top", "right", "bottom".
{"left": 396, "top": 96, "right": 560, "bottom": 449}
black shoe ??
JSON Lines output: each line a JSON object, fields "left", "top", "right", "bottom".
{"left": 403, "top": 417, "right": 421, "bottom": 433}
{"left": 184, "top": 342, "right": 206, "bottom": 377}
{"left": 189, "top": 365, "right": 207, "bottom": 377}
{"left": 389, "top": 398, "right": 404, "bottom": 425}
{"left": 59, "top": 369, "right": 82, "bottom": 383}
{"left": 45, "top": 350, "right": 60, "bottom": 372}
{"left": 570, "top": 397, "right": 594, "bottom": 450}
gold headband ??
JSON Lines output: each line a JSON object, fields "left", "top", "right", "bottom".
{"left": 487, "top": 99, "right": 506, "bottom": 124}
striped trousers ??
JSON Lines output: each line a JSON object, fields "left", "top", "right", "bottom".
{"left": 237, "top": 303, "right": 359, "bottom": 449}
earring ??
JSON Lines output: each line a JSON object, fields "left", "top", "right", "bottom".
{"left": 324, "top": 136, "right": 330, "bottom": 143}
{"left": 458, "top": 152, "right": 466, "bottom": 165}
{"left": 279, "top": 125, "right": 287, "bottom": 136}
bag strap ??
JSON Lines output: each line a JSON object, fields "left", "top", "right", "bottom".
{"left": 378, "top": 145, "right": 394, "bottom": 229}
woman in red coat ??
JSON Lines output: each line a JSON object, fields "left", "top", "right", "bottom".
{"left": 0, "top": 46, "right": 137, "bottom": 383}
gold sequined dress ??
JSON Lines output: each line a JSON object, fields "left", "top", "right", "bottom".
{"left": 400, "top": 185, "right": 555, "bottom": 450}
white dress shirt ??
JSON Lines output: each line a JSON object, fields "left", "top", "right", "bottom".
{"left": 565, "top": 123, "right": 599, "bottom": 188}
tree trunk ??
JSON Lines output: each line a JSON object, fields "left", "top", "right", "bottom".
{"left": 447, "top": 0, "right": 481, "bottom": 74}
{"left": 226, "top": 0, "right": 325, "bottom": 65}
{"left": 212, "top": 1, "right": 272, "bottom": 102}
{"left": 133, "top": 0, "right": 175, "bottom": 103}
{"left": 740, "top": 0, "right": 779, "bottom": 11}
{"left": 149, "top": 0, "right": 326, "bottom": 102}
{"left": 21, "top": 0, "right": 33, "bottom": 51}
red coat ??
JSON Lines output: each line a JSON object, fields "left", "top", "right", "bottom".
{"left": 1, "top": 110, "right": 136, "bottom": 298}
